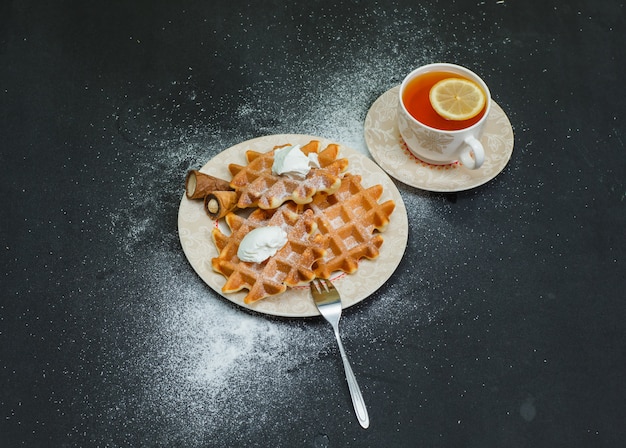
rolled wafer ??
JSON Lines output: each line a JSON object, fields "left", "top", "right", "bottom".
{"left": 205, "top": 191, "right": 239, "bottom": 220}
{"left": 185, "top": 170, "right": 232, "bottom": 199}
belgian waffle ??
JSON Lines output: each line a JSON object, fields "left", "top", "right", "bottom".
{"left": 228, "top": 140, "right": 349, "bottom": 210}
{"left": 304, "top": 173, "right": 396, "bottom": 279}
{"left": 211, "top": 201, "right": 327, "bottom": 304}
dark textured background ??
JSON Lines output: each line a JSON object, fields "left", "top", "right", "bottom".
{"left": 2, "top": 1, "right": 625, "bottom": 447}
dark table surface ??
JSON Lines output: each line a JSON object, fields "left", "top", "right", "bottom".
{"left": 2, "top": 1, "right": 625, "bottom": 447}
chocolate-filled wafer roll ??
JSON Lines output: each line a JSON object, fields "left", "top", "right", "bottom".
{"left": 204, "top": 191, "right": 239, "bottom": 220}
{"left": 185, "top": 170, "right": 232, "bottom": 199}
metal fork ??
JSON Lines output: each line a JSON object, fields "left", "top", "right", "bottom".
{"left": 311, "top": 278, "right": 370, "bottom": 429}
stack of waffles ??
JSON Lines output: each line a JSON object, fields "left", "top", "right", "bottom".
{"left": 191, "top": 140, "right": 396, "bottom": 304}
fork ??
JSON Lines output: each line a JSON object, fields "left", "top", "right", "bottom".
{"left": 311, "top": 278, "right": 370, "bottom": 429}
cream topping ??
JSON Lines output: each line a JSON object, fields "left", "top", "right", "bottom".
{"left": 237, "top": 226, "right": 288, "bottom": 263}
{"left": 272, "top": 144, "right": 320, "bottom": 179}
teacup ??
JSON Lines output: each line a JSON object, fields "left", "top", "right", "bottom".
{"left": 397, "top": 63, "right": 491, "bottom": 169}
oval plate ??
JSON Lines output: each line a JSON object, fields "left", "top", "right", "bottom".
{"left": 178, "top": 134, "right": 408, "bottom": 317}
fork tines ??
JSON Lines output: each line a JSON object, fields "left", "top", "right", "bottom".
{"left": 311, "top": 278, "right": 333, "bottom": 293}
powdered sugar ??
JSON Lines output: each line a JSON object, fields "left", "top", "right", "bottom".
{"left": 101, "top": 6, "right": 453, "bottom": 445}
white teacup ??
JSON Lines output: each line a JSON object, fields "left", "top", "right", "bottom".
{"left": 397, "top": 63, "right": 491, "bottom": 169}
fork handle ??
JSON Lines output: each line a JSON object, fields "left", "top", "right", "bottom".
{"left": 333, "top": 329, "right": 370, "bottom": 429}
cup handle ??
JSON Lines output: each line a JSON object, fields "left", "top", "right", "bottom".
{"left": 459, "top": 136, "right": 485, "bottom": 170}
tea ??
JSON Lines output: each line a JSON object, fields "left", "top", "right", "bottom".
{"left": 401, "top": 71, "right": 487, "bottom": 131}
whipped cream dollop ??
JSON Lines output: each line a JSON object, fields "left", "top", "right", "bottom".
{"left": 271, "top": 144, "right": 320, "bottom": 179}
{"left": 237, "top": 226, "right": 288, "bottom": 263}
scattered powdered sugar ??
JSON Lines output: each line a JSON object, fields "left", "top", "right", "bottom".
{"left": 86, "top": 246, "right": 334, "bottom": 446}
{"left": 99, "top": 5, "right": 464, "bottom": 445}
{"left": 137, "top": 254, "right": 301, "bottom": 442}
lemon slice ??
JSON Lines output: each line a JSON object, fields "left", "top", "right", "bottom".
{"left": 429, "top": 78, "right": 486, "bottom": 121}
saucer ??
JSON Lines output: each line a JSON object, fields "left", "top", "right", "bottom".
{"left": 364, "top": 86, "right": 514, "bottom": 192}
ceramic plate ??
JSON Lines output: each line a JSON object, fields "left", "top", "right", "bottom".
{"left": 178, "top": 134, "right": 408, "bottom": 317}
{"left": 364, "top": 86, "right": 514, "bottom": 192}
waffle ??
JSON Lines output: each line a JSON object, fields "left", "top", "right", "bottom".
{"left": 303, "top": 173, "right": 396, "bottom": 279}
{"left": 228, "top": 140, "right": 349, "bottom": 210}
{"left": 211, "top": 201, "right": 327, "bottom": 304}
